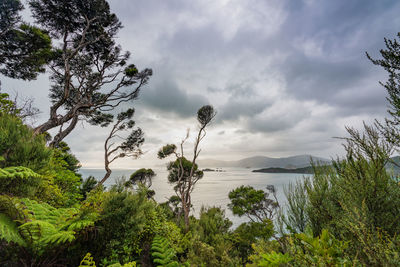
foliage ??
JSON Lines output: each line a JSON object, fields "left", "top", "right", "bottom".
{"left": 285, "top": 228, "right": 352, "bottom": 266}
{"left": 87, "top": 189, "right": 160, "bottom": 265}
{"left": 367, "top": 32, "right": 400, "bottom": 128}
{"left": 0, "top": 114, "right": 82, "bottom": 206}
{"left": 0, "top": 213, "right": 26, "bottom": 247}
{"left": 0, "top": 0, "right": 52, "bottom": 80}
{"left": 42, "top": 148, "right": 83, "bottom": 206}
{"left": 0, "top": 92, "right": 40, "bottom": 124}
{"left": 248, "top": 251, "right": 292, "bottom": 267}
{"left": 0, "top": 166, "right": 41, "bottom": 197}
{"left": 0, "top": 93, "right": 18, "bottom": 115}
{"left": 81, "top": 176, "right": 98, "bottom": 199}
{"left": 128, "top": 168, "right": 155, "bottom": 188}
{"left": 158, "top": 105, "right": 215, "bottom": 231}
{"left": 151, "top": 235, "right": 180, "bottom": 266}
{"left": 279, "top": 124, "right": 400, "bottom": 265}
{"left": 197, "top": 105, "right": 216, "bottom": 126}
{"left": 99, "top": 109, "right": 144, "bottom": 186}
{"left": 167, "top": 157, "right": 204, "bottom": 189}
{"left": 79, "top": 252, "right": 138, "bottom": 267}
{"left": 228, "top": 185, "right": 279, "bottom": 222}
{"left": 157, "top": 144, "right": 177, "bottom": 159}
{"left": 231, "top": 220, "right": 275, "bottom": 263}
{"left": 79, "top": 253, "right": 97, "bottom": 267}
{"left": 277, "top": 179, "right": 308, "bottom": 234}
{"left": 0, "top": 113, "right": 51, "bottom": 171}
{"left": 340, "top": 202, "right": 400, "bottom": 266}
{"left": 194, "top": 206, "right": 232, "bottom": 246}
{"left": 185, "top": 206, "right": 241, "bottom": 266}
{"left": 0, "top": 196, "right": 99, "bottom": 265}
{"left": 248, "top": 228, "right": 352, "bottom": 266}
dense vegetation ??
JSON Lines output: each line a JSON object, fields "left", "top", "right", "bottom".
{"left": 1, "top": 0, "right": 400, "bottom": 266}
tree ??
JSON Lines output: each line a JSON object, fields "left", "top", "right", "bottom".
{"left": 10, "top": 0, "right": 153, "bottom": 146}
{"left": 367, "top": 32, "right": 400, "bottom": 146}
{"left": 228, "top": 185, "right": 279, "bottom": 223}
{"left": 0, "top": 0, "right": 52, "bottom": 81}
{"left": 158, "top": 105, "right": 216, "bottom": 231}
{"left": 166, "top": 157, "right": 203, "bottom": 221}
{"left": 125, "top": 168, "right": 156, "bottom": 199}
{"left": 127, "top": 168, "right": 155, "bottom": 188}
{"left": 98, "top": 108, "right": 144, "bottom": 186}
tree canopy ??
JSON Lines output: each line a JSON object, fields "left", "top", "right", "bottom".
{"left": 0, "top": 0, "right": 52, "bottom": 81}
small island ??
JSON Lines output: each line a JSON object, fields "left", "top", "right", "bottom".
{"left": 252, "top": 166, "right": 314, "bottom": 174}
{"left": 202, "top": 168, "right": 225, "bottom": 172}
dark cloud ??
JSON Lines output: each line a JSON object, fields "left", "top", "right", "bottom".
{"left": 274, "top": 0, "right": 400, "bottom": 116}
{"left": 218, "top": 98, "right": 269, "bottom": 121}
{"left": 247, "top": 104, "right": 310, "bottom": 133}
{"left": 139, "top": 72, "right": 209, "bottom": 117}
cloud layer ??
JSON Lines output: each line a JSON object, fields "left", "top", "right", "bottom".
{"left": 2, "top": 0, "right": 400, "bottom": 167}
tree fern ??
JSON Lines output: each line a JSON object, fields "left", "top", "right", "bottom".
{"left": 78, "top": 253, "right": 137, "bottom": 267}
{"left": 1, "top": 196, "right": 99, "bottom": 255}
{"left": 0, "top": 213, "right": 26, "bottom": 246}
{"left": 0, "top": 166, "right": 42, "bottom": 197}
{"left": 151, "top": 235, "right": 181, "bottom": 267}
{"left": 108, "top": 262, "right": 137, "bottom": 267}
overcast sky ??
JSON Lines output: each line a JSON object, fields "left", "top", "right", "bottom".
{"left": 2, "top": 0, "right": 400, "bottom": 168}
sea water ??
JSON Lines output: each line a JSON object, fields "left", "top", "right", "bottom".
{"left": 79, "top": 167, "right": 309, "bottom": 228}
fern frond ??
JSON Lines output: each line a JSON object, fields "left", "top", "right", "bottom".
{"left": 151, "top": 235, "right": 181, "bottom": 267}
{"left": 40, "top": 230, "right": 76, "bottom": 245}
{"left": 79, "top": 252, "right": 96, "bottom": 267}
{"left": 0, "top": 213, "right": 26, "bottom": 246}
{"left": 18, "top": 220, "right": 57, "bottom": 243}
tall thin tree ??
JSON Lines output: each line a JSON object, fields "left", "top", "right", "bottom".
{"left": 158, "top": 105, "right": 216, "bottom": 231}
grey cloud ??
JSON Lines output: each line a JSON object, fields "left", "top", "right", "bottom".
{"left": 139, "top": 73, "right": 209, "bottom": 117}
{"left": 235, "top": 129, "right": 248, "bottom": 134}
{"left": 6, "top": 0, "right": 400, "bottom": 166}
{"left": 275, "top": 0, "right": 400, "bottom": 113}
{"left": 247, "top": 111, "right": 308, "bottom": 133}
{"left": 145, "top": 136, "right": 163, "bottom": 144}
{"left": 218, "top": 99, "right": 268, "bottom": 121}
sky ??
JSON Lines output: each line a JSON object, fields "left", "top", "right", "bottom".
{"left": 2, "top": 0, "right": 400, "bottom": 168}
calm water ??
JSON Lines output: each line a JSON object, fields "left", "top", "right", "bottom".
{"left": 80, "top": 167, "right": 309, "bottom": 228}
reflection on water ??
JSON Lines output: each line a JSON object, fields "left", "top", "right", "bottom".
{"left": 80, "top": 167, "right": 310, "bottom": 228}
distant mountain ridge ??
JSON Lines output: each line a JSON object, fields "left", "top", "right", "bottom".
{"left": 252, "top": 166, "right": 314, "bottom": 174}
{"left": 197, "top": 155, "right": 330, "bottom": 168}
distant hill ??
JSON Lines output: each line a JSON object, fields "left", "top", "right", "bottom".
{"left": 197, "top": 155, "right": 330, "bottom": 168}
{"left": 252, "top": 166, "right": 314, "bottom": 174}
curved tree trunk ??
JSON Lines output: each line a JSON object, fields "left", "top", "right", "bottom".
{"left": 98, "top": 166, "right": 111, "bottom": 187}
